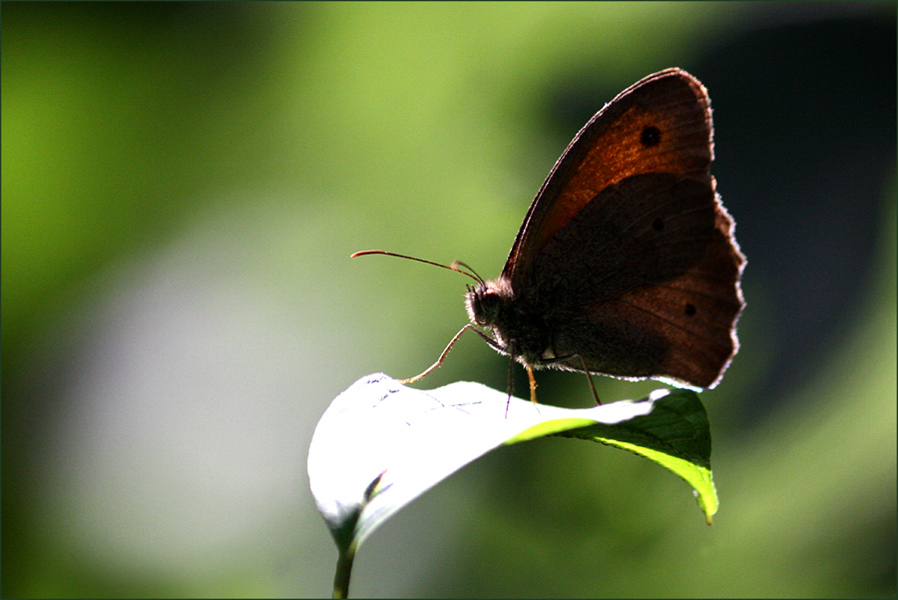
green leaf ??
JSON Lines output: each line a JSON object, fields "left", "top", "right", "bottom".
{"left": 553, "top": 388, "right": 718, "bottom": 523}
{"left": 308, "top": 373, "right": 718, "bottom": 597}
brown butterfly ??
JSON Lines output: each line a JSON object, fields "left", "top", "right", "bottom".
{"left": 354, "top": 68, "right": 745, "bottom": 404}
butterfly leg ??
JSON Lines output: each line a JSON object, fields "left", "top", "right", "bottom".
{"left": 399, "top": 324, "right": 473, "bottom": 384}
{"left": 504, "top": 363, "right": 540, "bottom": 418}
{"left": 399, "top": 324, "right": 497, "bottom": 385}
{"left": 526, "top": 365, "right": 538, "bottom": 405}
{"left": 538, "top": 352, "right": 603, "bottom": 404}
{"left": 578, "top": 355, "right": 602, "bottom": 405}
{"left": 504, "top": 356, "right": 516, "bottom": 418}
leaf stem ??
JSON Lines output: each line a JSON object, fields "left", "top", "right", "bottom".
{"left": 332, "top": 547, "right": 355, "bottom": 599}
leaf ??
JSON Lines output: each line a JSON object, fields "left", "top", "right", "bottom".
{"left": 554, "top": 388, "right": 718, "bottom": 523}
{"left": 307, "top": 373, "right": 717, "bottom": 597}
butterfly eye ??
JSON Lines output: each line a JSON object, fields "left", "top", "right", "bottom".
{"left": 470, "top": 288, "right": 502, "bottom": 327}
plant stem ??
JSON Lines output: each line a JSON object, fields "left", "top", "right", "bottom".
{"left": 332, "top": 547, "right": 355, "bottom": 599}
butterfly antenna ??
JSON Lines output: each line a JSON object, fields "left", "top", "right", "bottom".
{"left": 449, "top": 260, "right": 485, "bottom": 284}
{"left": 351, "top": 250, "right": 484, "bottom": 284}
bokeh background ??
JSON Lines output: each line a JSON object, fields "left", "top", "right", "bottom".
{"left": 3, "top": 2, "right": 895, "bottom": 597}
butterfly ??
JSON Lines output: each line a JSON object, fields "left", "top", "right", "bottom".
{"left": 354, "top": 68, "right": 745, "bottom": 405}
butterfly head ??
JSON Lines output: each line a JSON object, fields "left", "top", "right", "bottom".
{"left": 465, "top": 278, "right": 511, "bottom": 328}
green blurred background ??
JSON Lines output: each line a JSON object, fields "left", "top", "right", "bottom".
{"left": 3, "top": 2, "right": 895, "bottom": 597}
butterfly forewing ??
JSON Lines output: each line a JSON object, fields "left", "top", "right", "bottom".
{"left": 505, "top": 68, "right": 714, "bottom": 285}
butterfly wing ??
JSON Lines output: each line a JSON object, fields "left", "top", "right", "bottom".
{"left": 534, "top": 172, "right": 743, "bottom": 388}
{"left": 504, "top": 68, "right": 744, "bottom": 389}
{"left": 504, "top": 68, "right": 714, "bottom": 282}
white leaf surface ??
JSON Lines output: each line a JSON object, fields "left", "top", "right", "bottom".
{"left": 308, "top": 373, "right": 659, "bottom": 554}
